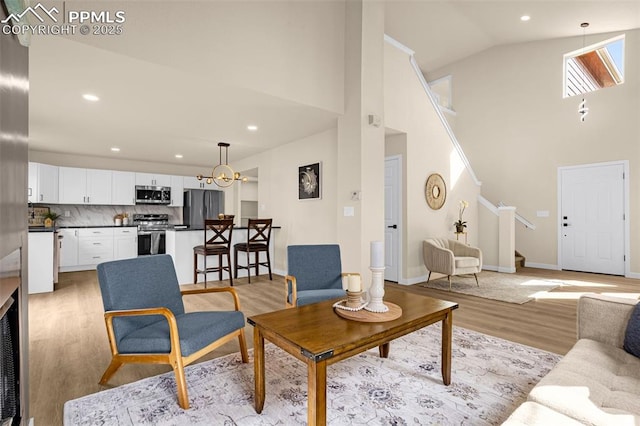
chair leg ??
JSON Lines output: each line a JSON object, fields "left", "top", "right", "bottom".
{"left": 254, "top": 251, "right": 259, "bottom": 277}
{"left": 203, "top": 254, "right": 208, "bottom": 289}
{"left": 233, "top": 247, "right": 239, "bottom": 279}
{"left": 474, "top": 273, "right": 479, "bottom": 287}
{"left": 99, "top": 358, "right": 124, "bottom": 385}
{"left": 448, "top": 275, "right": 452, "bottom": 291}
{"left": 427, "top": 271, "right": 431, "bottom": 283}
{"left": 266, "top": 249, "right": 272, "bottom": 280}
{"left": 238, "top": 328, "right": 249, "bottom": 363}
{"left": 172, "top": 359, "right": 190, "bottom": 409}
{"left": 193, "top": 253, "right": 197, "bottom": 284}
{"left": 218, "top": 254, "right": 223, "bottom": 281}
{"left": 227, "top": 251, "right": 233, "bottom": 286}
{"left": 246, "top": 250, "right": 251, "bottom": 283}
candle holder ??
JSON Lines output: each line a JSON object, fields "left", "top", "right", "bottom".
{"left": 345, "top": 290, "right": 364, "bottom": 309}
{"left": 365, "top": 266, "right": 388, "bottom": 313}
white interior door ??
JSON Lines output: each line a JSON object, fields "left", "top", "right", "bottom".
{"left": 384, "top": 156, "right": 401, "bottom": 282}
{"left": 560, "top": 163, "right": 625, "bottom": 275}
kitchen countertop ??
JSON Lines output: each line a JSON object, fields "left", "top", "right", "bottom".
{"left": 29, "top": 225, "right": 138, "bottom": 232}
{"left": 169, "top": 226, "right": 281, "bottom": 231}
{"left": 28, "top": 227, "right": 57, "bottom": 233}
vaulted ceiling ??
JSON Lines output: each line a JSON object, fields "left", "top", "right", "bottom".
{"left": 27, "top": 1, "right": 640, "bottom": 169}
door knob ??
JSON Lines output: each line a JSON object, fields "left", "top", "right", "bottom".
{"left": 387, "top": 224, "right": 397, "bottom": 229}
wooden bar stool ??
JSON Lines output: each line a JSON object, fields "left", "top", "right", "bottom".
{"left": 234, "top": 218, "right": 273, "bottom": 283}
{"left": 193, "top": 219, "right": 234, "bottom": 287}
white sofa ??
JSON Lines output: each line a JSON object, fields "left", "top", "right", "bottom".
{"left": 504, "top": 294, "right": 640, "bottom": 425}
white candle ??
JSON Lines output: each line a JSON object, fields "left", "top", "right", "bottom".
{"left": 342, "top": 274, "right": 350, "bottom": 290}
{"left": 370, "top": 241, "right": 384, "bottom": 268}
{"left": 348, "top": 275, "right": 361, "bottom": 292}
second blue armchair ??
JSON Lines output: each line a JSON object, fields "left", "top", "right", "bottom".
{"left": 284, "top": 244, "right": 348, "bottom": 308}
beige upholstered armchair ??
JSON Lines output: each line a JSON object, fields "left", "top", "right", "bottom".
{"left": 423, "top": 238, "right": 482, "bottom": 291}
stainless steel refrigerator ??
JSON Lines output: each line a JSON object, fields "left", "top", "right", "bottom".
{"left": 183, "top": 189, "right": 224, "bottom": 229}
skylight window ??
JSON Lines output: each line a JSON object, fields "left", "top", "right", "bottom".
{"left": 563, "top": 35, "right": 625, "bottom": 98}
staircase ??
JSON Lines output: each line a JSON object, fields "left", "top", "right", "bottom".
{"left": 515, "top": 250, "right": 525, "bottom": 270}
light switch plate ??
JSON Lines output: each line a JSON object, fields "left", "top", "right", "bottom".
{"left": 343, "top": 206, "right": 355, "bottom": 217}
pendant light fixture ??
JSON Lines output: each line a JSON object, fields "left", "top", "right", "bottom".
{"left": 197, "top": 142, "right": 247, "bottom": 188}
{"left": 578, "top": 22, "right": 590, "bottom": 122}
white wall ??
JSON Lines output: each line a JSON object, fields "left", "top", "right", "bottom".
{"left": 384, "top": 43, "right": 482, "bottom": 282}
{"left": 231, "top": 128, "right": 338, "bottom": 272}
{"left": 430, "top": 29, "right": 640, "bottom": 274}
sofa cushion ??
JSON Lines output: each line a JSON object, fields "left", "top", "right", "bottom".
{"left": 528, "top": 338, "right": 640, "bottom": 425}
{"left": 623, "top": 303, "right": 640, "bottom": 358}
{"left": 502, "top": 401, "right": 584, "bottom": 425}
{"left": 454, "top": 256, "right": 479, "bottom": 268}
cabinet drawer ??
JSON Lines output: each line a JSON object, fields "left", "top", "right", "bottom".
{"left": 78, "top": 237, "right": 114, "bottom": 264}
{"left": 114, "top": 228, "right": 137, "bottom": 237}
{"left": 79, "top": 228, "right": 114, "bottom": 237}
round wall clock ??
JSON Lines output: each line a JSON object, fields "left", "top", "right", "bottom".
{"left": 425, "top": 173, "right": 446, "bottom": 210}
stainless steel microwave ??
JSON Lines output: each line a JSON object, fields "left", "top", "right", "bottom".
{"left": 135, "top": 186, "right": 171, "bottom": 204}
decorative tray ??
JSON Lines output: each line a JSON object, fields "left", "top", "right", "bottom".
{"left": 333, "top": 301, "right": 402, "bottom": 323}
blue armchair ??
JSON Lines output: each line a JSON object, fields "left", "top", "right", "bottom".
{"left": 96, "top": 255, "right": 249, "bottom": 409}
{"left": 285, "top": 244, "right": 349, "bottom": 308}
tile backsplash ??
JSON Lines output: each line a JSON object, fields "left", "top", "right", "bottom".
{"left": 47, "top": 205, "right": 182, "bottom": 227}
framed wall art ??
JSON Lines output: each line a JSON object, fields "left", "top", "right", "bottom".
{"left": 298, "top": 162, "right": 321, "bottom": 200}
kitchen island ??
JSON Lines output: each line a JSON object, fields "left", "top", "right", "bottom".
{"left": 166, "top": 226, "right": 280, "bottom": 285}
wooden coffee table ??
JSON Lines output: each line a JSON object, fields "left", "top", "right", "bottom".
{"left": 247, "top": 287, "right": 458, "bottom": 425}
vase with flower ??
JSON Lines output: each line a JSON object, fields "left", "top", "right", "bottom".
{"left": 454, "top": 200, "right": 468, "bottom": 233}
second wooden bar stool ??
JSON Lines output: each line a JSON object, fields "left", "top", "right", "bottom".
{"left": 234, "top": 218, "right": 273, "bottom": 283}
{"left": 193, "top": 219, "right": 234, "bottom": 287}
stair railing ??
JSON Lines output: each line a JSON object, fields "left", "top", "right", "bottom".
{"left": 384, "top": 34, "right": 481, "bottom": 187}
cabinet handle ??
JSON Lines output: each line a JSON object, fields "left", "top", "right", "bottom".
{"left": 75, "top": 230, "right": 78, "bottom": 237}
{"left": 28, "top": 188, "right": 32, "bottom": 196}
{"left": 83, "top": 196, "right": 86, "bottom": 203}
{"left": 93, "top": 242, "right": 101, "bottom": 245}
{"left": 87, "top": 196, "right": 90, "bottom": 203}
{"left": 93, "top": 256, "right": 100, "bottom": 259}
{"left": 40, "top": 194, "right": 43, "bottom": 201}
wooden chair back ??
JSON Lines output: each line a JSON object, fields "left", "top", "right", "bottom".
{"left": 247, "top": 218, "right": 272, "bottom": 245}
{"left": 204, "top": 219, "right": 234, "bottom": 248}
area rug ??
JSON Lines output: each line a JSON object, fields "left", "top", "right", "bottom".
{"left": 63, "top": 324, "right": 560, "bottom": 426}
{"left": 419, "top": 271, "right": 564, "bottom": 304}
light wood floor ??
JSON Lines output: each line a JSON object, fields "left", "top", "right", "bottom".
{"left": 28, "top": 267, "right": 639, "bottom": 426}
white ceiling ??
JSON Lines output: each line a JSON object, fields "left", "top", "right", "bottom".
{"left": 28, "top": 1, "right": 640, "bottom": 169}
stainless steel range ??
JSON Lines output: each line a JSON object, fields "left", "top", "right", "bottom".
{"left": 133, "top": 213, "right": 169, "bottom": 255}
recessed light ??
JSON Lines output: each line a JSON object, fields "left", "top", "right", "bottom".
{"left": 520, "top": 15, "right": 531, "bottom": 22}
{"left": 247, "top": 124, "right": 258, "bottom": 131}
{"left": 83, "top": 93, "right": 100, "bottom": 102}
{"left": 175, "top": 154, "right": 183, "bottom": 159}
{"left": 110, "top": 147, "right": 120, "bottom": 152}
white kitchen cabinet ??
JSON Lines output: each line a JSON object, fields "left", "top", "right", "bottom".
{"left": 169, "top": 175, "right": 184, "bottom": 207}
{"left": 135, "top": 173, "right": 171, "bottom": 187}
{"left": 59, "top": 167, "right": 112, "bottom": 205}
{"left": 112, "top": 171, "right": 135, "bottom": 205}
{"left": 78, "top": 228, "right": 114, "bottom": 265}
{"left": 58, "top": 228, "right": 79, "bottom": 267}
{"left": 183, "top": 176, "right": 217, "bottom": 190}
{"left": 114, "top": 228, "right": 137, "bottom": 260}
{"left": 28, "top": 162, "right": 59, "bottom": 203}
{"left": 28, "top": 232, "right": 54, "bottom": 294}
{"left": 87, "top": 169, "right": 112, "bottom": 204}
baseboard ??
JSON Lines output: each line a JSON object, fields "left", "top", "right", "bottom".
{"left": 397, "top": 275, "right": 428, "bottom": 286}
{"left": 497, "top": 266, "right": 516, "bottom": 273}
{"left": 273, "top": 268, "right": 286, "bottom": 278}
{"left": 525, "top": 262, "right": 560, "bottom": 270}
{"left": 626, "top": 271, "right": 640, "bottom": 279}
{"left": 483, "top": 265, "right": 498, "bottom": 272}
